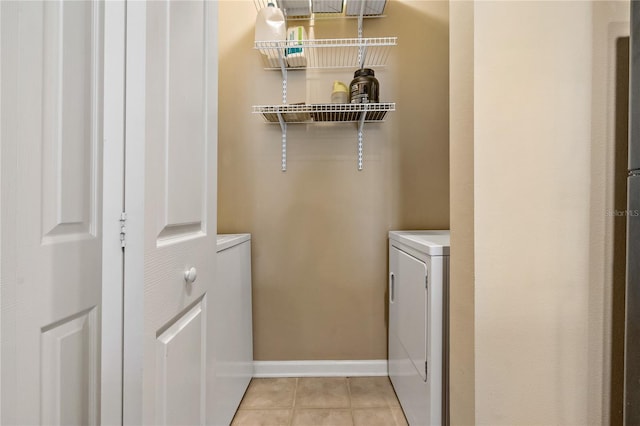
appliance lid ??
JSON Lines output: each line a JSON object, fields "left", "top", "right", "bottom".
{"left": 389, "top": 230, "right": 450, "bottom": 256}
{"left": 216, "top": 234, "right": 251, "bottom": 252}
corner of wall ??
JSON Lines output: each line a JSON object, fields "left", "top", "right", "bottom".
{"left": 449, "top": 1, "right": 475, "bottom": 425}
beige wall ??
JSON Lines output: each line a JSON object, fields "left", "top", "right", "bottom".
{"left": 218, "top": 1, "right": 450, "bottom": 360}
{"left": 449, "top": 1, "right": 475, "bottom": 425}
{"left": 474, "top": 3, "right": 592, "bottom": 423}
{"left": 448, "top": 1, "right": 629, "bottom": 424}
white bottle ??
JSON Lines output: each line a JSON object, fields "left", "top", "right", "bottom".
{"left": 255, "top": 3, "right": 286, "bottom": 68}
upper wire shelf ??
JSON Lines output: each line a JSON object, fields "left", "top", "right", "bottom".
{"left": 253, "top": 0, "right": 388, "bottom": 20}
{"left": 254, "top": 37, "right": 396, "bottom": 69}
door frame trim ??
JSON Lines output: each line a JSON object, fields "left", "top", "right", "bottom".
{"left": 122, "top": 1, "right": 146, "bottom": 424}
{"left": 101, "top": 1, "right": 126, "bottom": 424}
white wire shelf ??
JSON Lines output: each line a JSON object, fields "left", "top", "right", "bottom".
{"left": 253, "top": 0, "right": 393, "bottom": 171}
{"left": 254, "top": 0, "right": 388, "bottom": 19}
{"left": 253, "top": 102, "right": 395, "bottom": 123}
{"left": 255, "top": 37, "right": 396, "bottom": 69}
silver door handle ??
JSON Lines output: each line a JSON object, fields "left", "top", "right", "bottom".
{"left": 390, "top": 272, "right": 395, "bottom": 302}
{"left": 184, "top": 267, "right": 197, "bottom": 284}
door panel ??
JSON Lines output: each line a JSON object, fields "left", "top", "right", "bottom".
{"left": 41, "top": 308, "right": 99, "bottom": 426}
{"left": 397, "top": 249, "right": 428, "bottom": 381}
{"left": 156, "top": 298, "right": 207, "bottom": 426}
{"left": 388, "top": 245, "right": 412, "bottom": 384}
{"left": 147, "top": 0, "right": 207, "bottom": 244}
{"left": 41, "top": 0, "right": 96, "bottom": 241}
{"left": 164, "top": 0, "right": 205, "bottom": 232}
{"left": 124, "top": 1, "right": 218, "bottom": 424}
{"left": 1, "top": 1, "right": 104, "bottom": 424}
{"left": 388, "top": 244, "right": 429, "bottom": 426}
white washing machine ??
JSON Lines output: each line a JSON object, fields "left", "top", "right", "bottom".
{"left": 388, "top": 231, "right": 450, "bottom": 426}
{"left": 212, "top": 234, "right": 253, "bottom": 426}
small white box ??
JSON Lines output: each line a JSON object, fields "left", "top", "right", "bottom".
{"left": 312, "top": 0, "right": 344, "bottom": 13}
{"left": 345, "top": 0, "right": 387, "bottom": 16}
{"left": 277, "top": 0, "right": 312, "bottom": 16}
{"left": 285, "top": 26, "right": 308, "bottom": 68}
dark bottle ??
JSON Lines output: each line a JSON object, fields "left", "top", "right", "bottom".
{"left": 350, "top": 68, "right": 379, "bottom": 104}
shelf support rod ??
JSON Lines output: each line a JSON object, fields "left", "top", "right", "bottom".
{"left": 277, "top": 45, "right": 287, "bottom": 169}
{"left": 356, "top": 1, "right": 368, "bottom": 171}
{"left": 277, "top": 111, "right": 287, "bottom": 171}
{"left": 279, "top": 48, "right": 288, "bottom": 104}
{"left": 357, "top": 0, "right": 365, "bottom": 67}
{"left": 357, "top": 107, "right": 367, "bottom": 171}
{"left": 359, "top": 45, "right": 369, "bottom": 69}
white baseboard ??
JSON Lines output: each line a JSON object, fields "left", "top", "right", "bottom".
{"left": 253, "top": 360, "right": 388, "bottom": 378}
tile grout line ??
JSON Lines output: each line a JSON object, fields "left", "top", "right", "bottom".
{"left": 288, "top": 377, "right": 298, "bottom": 426}
{"left": 387, "top": 376, "right": 408, "bottom": 426}
{"left": 347, "top": 377, "right": 356, "bottom": 426}
{"left": 384, "top": 376, "right": 400, "bottom": 425}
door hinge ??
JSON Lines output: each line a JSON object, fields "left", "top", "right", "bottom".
{"left": 425, "top": 273, "right": 428, "bottom": 289}
{"left": 425, "top": 360, "right": 428, "bottom": 381}
{"left": 119, "top": 212, "right": 127, "bottom": 248}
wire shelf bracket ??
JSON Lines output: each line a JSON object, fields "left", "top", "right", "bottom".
{"left": 276, "top": 111, "right": 288, "bottom": 171}
{"left": 357, "top": 106, "right": 368, "bottom": 171}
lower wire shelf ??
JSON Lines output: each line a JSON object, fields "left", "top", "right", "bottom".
{"left": 252, "top": 102, "right": 395, "bottom": 123}
{"left": 252, "top": 103, "right": 395, "bottom": 172}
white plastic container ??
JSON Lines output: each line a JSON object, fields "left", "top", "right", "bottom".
{"left": 286, "top": 26, "right": 307, "bottom": 68}
{"left": 255, "top": 3, "right": 286, "bottom": 68}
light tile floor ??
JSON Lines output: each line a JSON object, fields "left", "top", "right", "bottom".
{"left": 231, "top": 376, "right": 408, "bottom": 426}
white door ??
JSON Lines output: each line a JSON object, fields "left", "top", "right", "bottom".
{"left": 397, "top": 249, "right": 428, "bottom": 381}
{"left": 388, "top": 245, "right": 428, "bottom": 382}
{"left": 123, "top": 2, "right": 218, "bottom": 425}
{"left": 1, "top": 1, "right": 105, "bottom": 424}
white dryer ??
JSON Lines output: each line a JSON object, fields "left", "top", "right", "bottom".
{"left": 388, "top": 231, "right": 450, "bottom": 426}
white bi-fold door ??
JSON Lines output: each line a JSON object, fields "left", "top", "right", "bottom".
{"left": 1, "top": 1, "right": 218, "bottom": 425}
{"left": 123, "top": 2, "right": 219, "bottom": 425}
{"left": 1, "top": 2, "right": 106, "bottom": 424}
